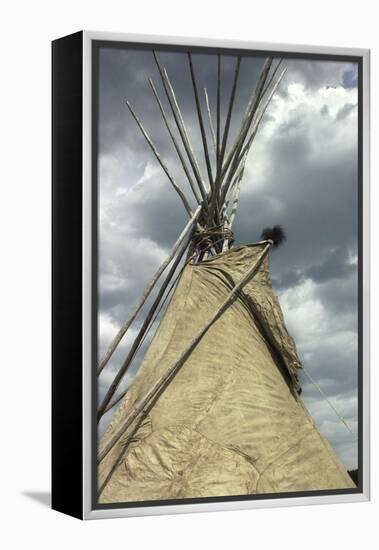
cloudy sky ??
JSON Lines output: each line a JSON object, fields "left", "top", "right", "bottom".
{"left": 96, "top": 45, "right": 359, "bottom": 470}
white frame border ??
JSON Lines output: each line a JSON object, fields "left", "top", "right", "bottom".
{"left": 82, "top": 31, "right": 370, "bottom": 520}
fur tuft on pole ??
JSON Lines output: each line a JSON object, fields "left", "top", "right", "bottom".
{"left": 260, "top": 225, "right": 286, "bottom": 248}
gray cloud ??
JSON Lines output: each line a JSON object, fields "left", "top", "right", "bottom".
{"left": 336, "top": 102, "right": 357, "bottom": 121}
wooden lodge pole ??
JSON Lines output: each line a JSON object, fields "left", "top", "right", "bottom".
{"left": 97, "top": 241, "right": 189, "bottom": 421}
{"left": 97, "top": 205, "right": 202, "bottom": 375}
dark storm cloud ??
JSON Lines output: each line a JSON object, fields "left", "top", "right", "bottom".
{"left": 234, "top": 150, "right": 357, "bottom": 289}
{"left": 278, "top": 59, "right": 357, "bottom": 92}
{"left": 97, "top": 45, "right": 359, "bottom": 467}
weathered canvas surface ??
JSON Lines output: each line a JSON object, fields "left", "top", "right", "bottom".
{"left": 98, "top": 244, "right": 354, "bottom": 503}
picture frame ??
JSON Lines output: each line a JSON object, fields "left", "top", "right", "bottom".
{"left": 52, "top": 30, "right": 370, "bottom": 520}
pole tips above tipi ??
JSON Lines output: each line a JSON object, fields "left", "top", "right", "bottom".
{"left": 125, "top": 51, "right": 287, "bottom": 261}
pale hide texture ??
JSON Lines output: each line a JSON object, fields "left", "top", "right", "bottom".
{"left": 98, "top": 243, "right": 354, "bottom": 503}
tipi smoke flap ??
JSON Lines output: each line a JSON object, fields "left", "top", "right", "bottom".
{"left": 97, "top": 53, "right": 355, "bottom": 502}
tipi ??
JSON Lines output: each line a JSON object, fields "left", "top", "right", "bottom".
{"left": 97, "top": 52, "right": 355, "bottom": 502}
